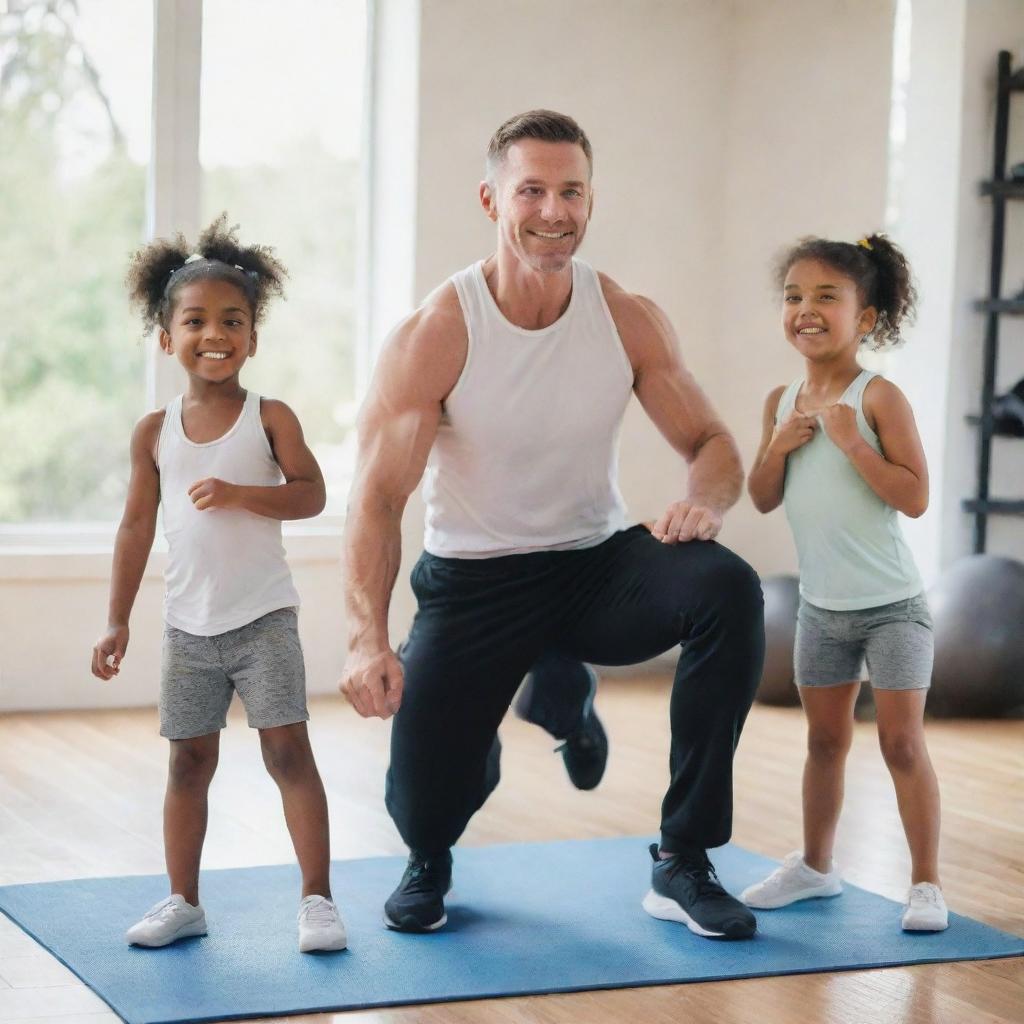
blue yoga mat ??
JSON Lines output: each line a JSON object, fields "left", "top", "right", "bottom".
{"left": 0, "top": 837, "right": 1020, "bottom": 1024}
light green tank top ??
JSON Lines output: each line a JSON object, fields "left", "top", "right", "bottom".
{"left": 777, "top": 369, "right": 922, "bottom": 610}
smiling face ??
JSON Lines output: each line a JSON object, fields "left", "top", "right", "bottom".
{"left": 159, "top": 278, "right": 257, "bottom": 384}
{"left": 782, "top": 259, "right": 877, "bottom": 361}
{"left": 480, "top": 139, "right": 593, "bottom": 274}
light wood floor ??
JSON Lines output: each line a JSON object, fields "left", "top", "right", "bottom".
{"left": 0, "top": 677, "right": 1021, "bottom": 1024}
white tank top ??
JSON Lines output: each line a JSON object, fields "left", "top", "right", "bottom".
{"left": 423, "top": 258, "right": 635, "bottom": 558}
{"left": 777, "top": 369, "right": 922, "bottom": 610}
{"left": 157, "top": 391, "right": 300, "bottom": 635}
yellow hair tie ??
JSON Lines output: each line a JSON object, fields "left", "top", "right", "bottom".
{"left": 856, "top": 237, "right": 874, "bottom": 251}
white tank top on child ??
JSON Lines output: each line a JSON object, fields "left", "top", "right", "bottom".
{"left": 423, "top": 258, "right": 635, "bottom": 558}
{"left": 777, "top": 369, "right": 922, "bottom": 610}
{"left": 157, "top": 391, "right": 300, "bottom": 636}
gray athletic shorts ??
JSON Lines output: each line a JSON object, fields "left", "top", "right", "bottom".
{"left": 795, "top": 594, "right": 934, "bottom": 691}
{"left": 159, "top": 607, "right": 308, "bottom": 740}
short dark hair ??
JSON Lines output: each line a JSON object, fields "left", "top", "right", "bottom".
{"left": 486, "top": 109, "right": 593, "bottom": 178}
{"left": 775, "top": 233, "right": 918, "bottom": 350}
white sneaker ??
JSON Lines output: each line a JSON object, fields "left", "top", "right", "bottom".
{"left": 740, "top": 851, "right": 843, "bottom": 909}
{"left": 298, "top": 895, "right": 347, "bottom": 952}
{"left": 902, "top": 882, "right": 948, "bottom": 931}
{"left": 126, "top": 894, "right": 206, "bottom": 947}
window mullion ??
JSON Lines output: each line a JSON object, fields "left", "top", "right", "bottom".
{"left": 361, "top": 0, "right": 420, "bottom": 388}
{"left": 146, "top": 0, "right": 203, "bottom": 409}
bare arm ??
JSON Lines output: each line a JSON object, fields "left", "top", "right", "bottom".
{"left": 91, "top": 412, "right": 163, "bottom": 680}
{"left": 747, "top": 385, "right": 817, "bottom": 513}
{"left": 603, "top": 280, "right": 742, "bottom": 542}
{"left": 186, "top": 400, "right": 326, "bottom": 520}
{"left": 339, "top": 287, "right": 467, "bottom": 719}
{"left": 820, "top": 377, "right": 928, "bottom": 518}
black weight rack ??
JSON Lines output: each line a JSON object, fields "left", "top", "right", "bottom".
{"left": 964, "top": 50, "right": 1024, "bottom": 552}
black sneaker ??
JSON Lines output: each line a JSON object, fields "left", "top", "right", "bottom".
{"left": 641, "top": 843, "right": 756, "bottom": 939}
{"left": 515, "top": 661, "right": 608, "bottom": 791}
{"left": 555, "top": 685, "right": 608, "bottom": 791}
{"left": 383, "top": 850, "right": 452, "bottom": 932}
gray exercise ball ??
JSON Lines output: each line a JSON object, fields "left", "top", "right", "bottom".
{"left": 927, "top": 555, "right": 1024, "bottom": 718}
{"left": 756, "top": 574, "right": 801, "bottom": 706}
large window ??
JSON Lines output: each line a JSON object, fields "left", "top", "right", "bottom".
{"left": 0, "top": 0, "right": 152, "bottom": 523}
{"left": 200, "top": 0, "right": 366, "bottom": 515}
{"left": 0, "top": 0, "right": 366, "bottom": 526}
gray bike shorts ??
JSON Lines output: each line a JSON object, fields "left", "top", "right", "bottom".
{"left": 159, "top": 607, "right": 308, "bottom": 740}
{"left": 795, "top": 594, "right": 933, "bottom": 691}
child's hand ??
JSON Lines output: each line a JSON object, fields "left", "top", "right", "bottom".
{"left": 92, "top": 625, "right": 129, "bottom": 680}
{"left": 651, "top": 500, "right": 722, "bottom": 543}
{"left": 188, "top": 477, "right": 240, "bottom": 511}
{"left": 819, "top": 403, "right": 862, "bottom": 454}
{"left": 768, "top": 410, "right": 817, "bottom": 456}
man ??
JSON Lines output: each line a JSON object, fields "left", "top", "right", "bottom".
{"left": 340, "top": 111, "right": 764, "bottom": 940}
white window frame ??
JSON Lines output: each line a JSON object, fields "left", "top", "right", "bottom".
{"left": 0, "top": 0, "right": 387, "bottom": 561}
{"left": 147, "top": 0, "right": 202, "bottom": 412}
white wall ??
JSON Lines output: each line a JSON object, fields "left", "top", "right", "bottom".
{"left": 887, "top": 0, "right": 966, "bottom": 587}
{"left": 941, "top": 3, "right": 1024, "bottom": 565}
{"left": 890, "top": 0, "right": 1024, "bottom": 578}
{"left": 714, "top": 0, "right": 895, "bottom": 574}
{"left": 388, "top": 0, "right": 738, "bottom": 639}
{"left": 0, "top": 538, "right": 346, "bottom": 712}
{"left": 390, "top": 0, "right": 896, "bottom": 640}
{"left": 0, "top": 0, "right": 909, "bottom": 710}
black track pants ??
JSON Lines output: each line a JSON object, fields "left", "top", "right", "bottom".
{"left": 385, "top": 525, "right": 765, "bottom": 856}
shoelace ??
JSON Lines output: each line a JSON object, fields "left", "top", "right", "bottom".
{"left": 663, "top": 854, "right": 725, "bottom": 899}
{"left": 402, "top": 861, "right": 446, "bottom": 895}
{"left": 554, "top": 715, "right": 599, "bottom": 754}
{"left": 761, "top": 853, "right": 807, "bottom": 892}
{"left": 910, "top": 885, "right": 941, "bottom": 906}
{"left": 300, "top": 898, "right": 337, "bottom": 925}
{"left": 554, "top": 733, "right": 597, "bottom": 754}
{"left": 145, "top": 897, "right": 182, "bottom": 921}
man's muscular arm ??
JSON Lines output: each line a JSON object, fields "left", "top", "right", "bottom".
{"left": 340, "top": 286, "right": 466, "bottom": 719}
{"left": 602, "top": 277, "right": 743, "bottom": 543}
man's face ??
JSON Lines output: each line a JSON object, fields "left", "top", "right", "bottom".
{"left": 481, "top": 139, "right": 593, "bottom": 274}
